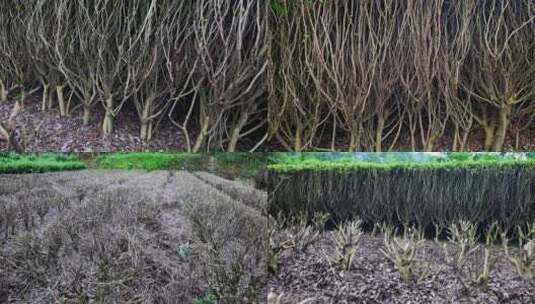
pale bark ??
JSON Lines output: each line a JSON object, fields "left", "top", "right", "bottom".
{"left": 102, "top": 96, "right": 114, "bottom": 135}
{"left": 193, "top": 115, "right": 210, "bottom": 153}
{"left": 227, "top": 110, "right": 250, "bottom": 152}
{"left": 83, "top": 106, "right": 91, "bottom": 126}
{"left": 0, "top": 81, "right": 7, "bottom": 102}
{"left": 56, "top": 85, "right": 66, "bottom": 116}
{"left": 482, "top": 123, "right": 495, "bottom": 151}
{"left": 375, "top": 117, "right": 385, "bottom": 152}
{"left": 492, "top": 104, "right": 512, "bottom": 151}
{"left": 139, "top": 103, "right": 154, "bottom": 142}
{"left": 40, "top": 82, "right": 49, "bottom": 112}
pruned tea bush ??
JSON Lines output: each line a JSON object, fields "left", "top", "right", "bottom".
{"left": 194, "top": 171, "right": 267, "bottom": 213}
{"left": 269, "top": 161, "right": 535, "bottom": 235}
{"left": 186, "top": 193, "right": 267, "bottom": 303}
{"left": 0, "top": 172, "right": 203, "bottom": 303}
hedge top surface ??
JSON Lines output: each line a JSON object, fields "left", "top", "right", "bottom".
{"left": 269, "top": 155, "right": 535, "bottom": 172}
{"left": 96, "top": 152, "right": 203, "bottom": 171}
{"left": 0, "top": 153, "right": 86, "bottom": 174}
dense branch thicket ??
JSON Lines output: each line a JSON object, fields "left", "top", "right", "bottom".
{"left": 0, "top": 0, "right": 268, "bottom": 152}
{"left": 269, "top": 165, "right": 535, "bottom": 235}
{"left": 269, "top": 0, "right": 535, "bottom": 151}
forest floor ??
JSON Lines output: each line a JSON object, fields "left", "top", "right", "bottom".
{"left": 0, "top": 99, "right": 266, "bottom": 152}
{"left": 0, "top": 170, "right": 267, "bottom": 303}
{"left": 269, "top": 232, "right": 535, "bottom": 304}
{"left": 0, "top": 99, "right": 186, "bottom": 152}
{"left": 4, "top": 99, "right": 535, "bottom": 153}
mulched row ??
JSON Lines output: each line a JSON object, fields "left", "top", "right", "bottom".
{"left": 269, "top": 234, "right": 535, "bottom": 304}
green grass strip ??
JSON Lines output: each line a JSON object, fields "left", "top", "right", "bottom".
{"left": 96, "top": 152, "right": 204, "bottom": 171}
{"left": 269, "top": 157, "right": 535, "bottom": 172}
{"left": 0, "top": 153, "right": 86, "bottom": 174}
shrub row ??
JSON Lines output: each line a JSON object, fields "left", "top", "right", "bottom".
{"left": 269, "top": 160, "right": 535, "bottom": 233}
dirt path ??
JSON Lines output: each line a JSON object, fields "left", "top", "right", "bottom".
{"left": 0, "top": 170, "right": 266, "bottom": 303}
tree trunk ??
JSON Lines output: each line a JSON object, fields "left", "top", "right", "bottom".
{"left": 83, "top": 106, "right": 91, "bottom": 125}
{"left": 140, "top": 120, "right": 153, "bottom": 142}
{"left": 193, "top": 115, "right": 210, "bottom": 152}
{"left": 140, "top": 122, "right": 148, "bottom": 141}
{"left": 424, "top": 135, "right": 435, "bottom": 152}
{"left": 228, "top": 127, "right": 241, "bottom": 152}
{"left": 348, "top": 122, "right": 361, "bottom": 152}
{"left": 41, "top": 83, "right": 49, "bottom": 112}
{"left": 56, "top": 85, "right": 66, "bottom": 116}
{"left": 452, "top": 124, "right": 459, "bottom": 151}
{"left": 102, "top": 96, "right": 114, "bottom": 134}
{"left": 0, "top": 81, "right": 7, "bottom": 102}
{"left": 227, "top": 111, "right": 250, "bottom": 152}
{"left": 460, "top": 128, "right": 470, "bottom": 152}
{"left": 294, "top": 124, "right": 303, "bottom": 152}
{"left": 375, "top": 116, "right": 385, "bottom": 152}
{"left": 147, "top": 122, "right": 153, "bottom": 141}
{"left": 482, "top": 122, "right": 495, "bottom": 151}
{"left": 492, "top": 104, "right": 511, "bottom": 152}
{"left": 139, "top": 104, "right": 151, "bottom": 141}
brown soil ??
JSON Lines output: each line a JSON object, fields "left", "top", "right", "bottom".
{"left": 269, "top": 233, "right": 535, "bottom": 304}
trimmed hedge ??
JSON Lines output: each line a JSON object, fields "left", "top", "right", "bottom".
{"left": 268, "top": 156, "right": 535, "bottom": 172}
{"left": 269, "top": 161, "right": 535, "bottom": 233}
{"left": 0, "top": 153, "right": 86, "bottom": 174}
{"left": 96, "top": 153, "right": 203, "bottom": 171}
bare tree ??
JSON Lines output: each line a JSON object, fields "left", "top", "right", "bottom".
{"left": 305, "top": 1, "right": 380, "bottom": 152}
{"left": 26, "top": 1, "right": 70, "bottom": 116}
{"left": 87, "top": 0, "right": 132, "bottom": 135}
{"left": 439, "top": 0, "right": 478, "bottom": 151}
{"left": 126, "top": 1, "right": 169, "bottom": 141}
{"left": 269, "top": 1, "right": 332, "bottom": 151}
{"left": 368, "top": 1, "right": 405, "bottom": 152}
{"left": 0, "top": 1, "right": 34, "bottom": 107}
{"left": 164, "top": 1, "right": 199, "bottom": 151}
{"left": 192, "top": 0, "right": 268, "bottom": 152}
{"left": 398, "top": 0, "right": 447, "bottom": 151}
{"left": 465, "top": 0, "right": 535, "bottom": 151}
{"left": 54, "top": 0, "right": 98, "bottom": 125}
